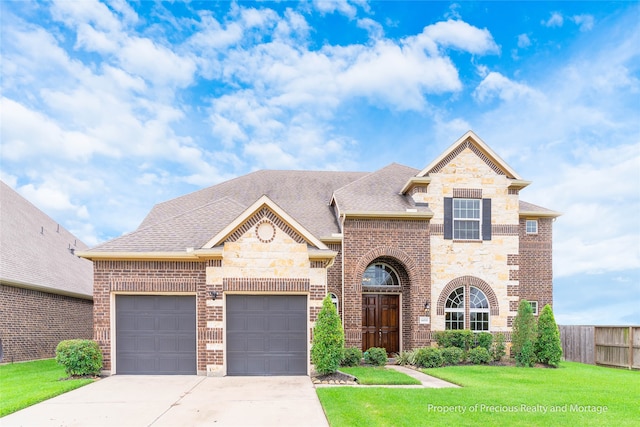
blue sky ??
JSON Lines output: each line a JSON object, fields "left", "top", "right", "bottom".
{"left": 1, "top": 1, "right": 638, "bottom": 325}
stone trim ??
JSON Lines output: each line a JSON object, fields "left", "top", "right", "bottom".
{"left": 222, "top": 277, "right": 310, "bottom": 292}
{"left": 453, "top": 188, "right": 482, "bottom": 199}
{"left": 436, "top": 276, "right": 499, "bottom": 316}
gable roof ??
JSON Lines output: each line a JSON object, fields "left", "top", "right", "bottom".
{"left": 0, "top": 181, "right": 93, "bottom": 299}
{"left": 519, "top": 201, "right": 562, "bottom": 218}
{"left": 418, "top": 130, "right": 523, "bottom": 180}
{"left": 332, "top": 163, "right": 433, "bottom": 218}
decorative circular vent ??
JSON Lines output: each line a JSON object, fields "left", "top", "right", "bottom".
{"left": 256, "top": 220, "right": 276, "bottom": 243}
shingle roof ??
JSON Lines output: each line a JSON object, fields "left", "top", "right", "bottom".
{"left": 0, "top": 181, "right": 93, "bottom": 299}
{"left": 519, "top": 201, "right": 562, "bottom": 217}
{"left": 91, "top": 170, "right": 368, "bottom": 253}
{"left": 332, "top": 163, "right": 423, "bottom": 213}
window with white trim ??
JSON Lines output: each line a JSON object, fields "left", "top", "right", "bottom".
{"left": 362, "top": 263, "right": 400, "bottom": 286}
{"left": 469, "top": 287, "right": 489, "bottom": 331}
{"left": 529, "top": 301, "right": 538, "bottom": 315}
{"left": 453, "top": 199, "right": 481, "bottom": 240}
{"left": 526, "top": 220, "right": 538, "bottom": 234}
{"left": 445, "top": 286, "right": 490, "bottom": 331}
{"left": 445, "top": 287, "right": 464, "bottom": 330}
{"left": 329, "top": 293, "right": 339, "bottom": 312}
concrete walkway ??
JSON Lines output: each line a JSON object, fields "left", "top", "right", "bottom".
{"left": 1, "top": 376, "right": 329, "bottom": 427}
{"left": 387, "top": 364, "right": 460, "bottom": 388}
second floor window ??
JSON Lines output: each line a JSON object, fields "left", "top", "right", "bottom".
{"left": 453, "top": 198, "right": 481, "bottom": 240}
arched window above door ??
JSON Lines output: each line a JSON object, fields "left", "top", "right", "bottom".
{"left": 362, "top": 263, "right": 400, "bottom": 287}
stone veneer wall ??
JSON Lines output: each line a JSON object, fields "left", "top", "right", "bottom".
{"left": 0, "top": 284, "right": 93, "bottom": 363}
{"left": 342, "top": 218, "right": 430, "bottom": 351}
{"left": 413, "top": 146, "right": 521, "bottom": 333}
{"left": 205, "top": 213, "right": 328, "bottom": 375}
{"left": 92, "top": 260, "right": 206, "bottom": 373}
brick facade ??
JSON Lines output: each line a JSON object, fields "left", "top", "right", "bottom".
{"left": 342, "top": 219, "right": 430, "bottom": 350}
{"left": 518, "top": 218, "right": 554, "bottom": 311}
{"left": 0, "top": 284, "right": 93, "bottom": 362}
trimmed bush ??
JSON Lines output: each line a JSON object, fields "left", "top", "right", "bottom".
{"left": 413, "top": 347, "right": 444, "bottom": 368}
{"left": 468, "top": 346, "right": 491, "bottom": 364}
{"left": 311, "top": 295, "right": 345, "bottom": 375}
{"left": 441, "top": 347, "right": 465, "bottom": 365}
{"left": 511, "top": 299, "right": 537, "bottom": 367}
{"left": 475, "top": 332, "right": 493, "bottom": 352}
{"left": 535, "top": 304, "right": 563, "bottom": 367}
{"left": 364, "top": 347, "right": 388, "bottom": 366}
{"left": 55, "top": 339, "right": 102, "bottom": 377}
{"left": 492, "top": 332, "right": 507, "bottom": 362}
{"left": 433, "top": 330, "right": 474, "bottom": 350}
{"left": 341, "top": 347, "right": 363, "bottom": 367}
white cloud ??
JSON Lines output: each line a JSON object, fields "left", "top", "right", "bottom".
{"left": 422, "top": 20, "right": 499, "bottom": 55}
{"left": 572, "top": 14, "right": 595, "bottom": 32}
{"left": 517, "top": 33, "right": 531, "bottom": 48}
{"left": 313, "top": 0, "right": 358, "bottom": 19}
{"left": 473, "top": 72, "right": 541, "bottom": 103}
{"left": 357, "top": 17, "right": 384, "bottom": 39}
{"left": 542, "top": 12, "right": 564, "bottom": 28}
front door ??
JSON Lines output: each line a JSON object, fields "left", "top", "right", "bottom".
{"left": 362, "top": 294, "right": 399, "bottom": 354}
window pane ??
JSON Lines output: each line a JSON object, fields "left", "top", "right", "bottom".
{"left": 470, "top": 312, "right": 489, "bottom": 331}
{"left": 362, "top": 263, "right": 399, "bottom": 286}
{"left": 469, "top": 287, "right": 489, "bottom": 309}
{"left": 445, "top": 287, "right": 464, "bottom": 308}
{"left": 454, "top": 199, "right": 480, "bottom": 219}
{"left": 526, "top": 220, "right": 538, "bottom": 234}
{"left": 454, "top": 220, "right": 480, "bottom": 240}
{"left": 445, "top": 311, "right": 464, "bottom": 330}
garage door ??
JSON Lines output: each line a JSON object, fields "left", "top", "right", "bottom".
{"left": 227, "top": 295, "right": 307, "bottom": 376}
{"left": 115, "top": 295, "right": 196, "bottom": 375}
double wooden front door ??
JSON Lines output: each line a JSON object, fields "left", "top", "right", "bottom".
{"left": 362, "top": 294, "right": 399, "bottom": 354}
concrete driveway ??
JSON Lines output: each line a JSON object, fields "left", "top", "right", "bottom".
{"left": 2, "top": 375, "right": 329, "bottom": 427}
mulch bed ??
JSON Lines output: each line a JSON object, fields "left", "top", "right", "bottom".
{"left": 312, "top": 370, "right": 358, "bottom": 385}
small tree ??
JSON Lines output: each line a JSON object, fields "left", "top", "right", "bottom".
{"left": 511, "top": 299, "right": 537, "bottom": 367}
{"left": 311, "top": 294, "right": 345, "bottom": 375}
{"left": 535, "top": 304, "right": 563, "bottom": 367}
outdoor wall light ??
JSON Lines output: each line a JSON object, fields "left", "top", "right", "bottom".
{"left": 209, "top": 291, "right": 218, "bottom": 300}
{"left": 424, "top": 300, "right": 430, "bottom": 316}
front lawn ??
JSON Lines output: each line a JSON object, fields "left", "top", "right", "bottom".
{"left": 339, "top": 366, "right": 421, "bottom": 385}
{"left": 0, "top": 359, "right": 95, "bottom": 417}
{"left": 317, "top": 362, "right": 639, "bottom": 426}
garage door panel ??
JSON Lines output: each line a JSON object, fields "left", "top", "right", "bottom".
{"left": 116, "top": 295, "right": 196, "bottom": 375}
{"left": 226, "top": 295, "right": 307, "bottom": 376}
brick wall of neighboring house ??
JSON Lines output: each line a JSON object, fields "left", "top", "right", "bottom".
{"left": 518, "top": 217, "right": 554, "bottom": 313}
{"left": 342, "top": 218, "right": 431, "bottom": 351}
{"left": 92, "top": 260, "right": 206, "bottom": 373}
{"left": 0, "top": 284, "right": 93, "bottom": 363}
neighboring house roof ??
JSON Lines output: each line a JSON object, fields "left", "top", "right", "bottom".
{"left": 0, "top": 181, "right": 93, "bottom": 299}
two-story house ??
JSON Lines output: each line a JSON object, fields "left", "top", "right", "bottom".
{"left": 78, "top": 131, "right": 560, "bottom": 376}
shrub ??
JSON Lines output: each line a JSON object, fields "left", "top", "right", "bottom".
{"left": 535, "top": 304, "right": 563, "bottom": 367}
{"left": 468, "top": 347, "right": 491, "bottom": 364}
{"left": 492, "top": 332, "right": 507, "bottom": 362}
{"left": 394, "top": 349, "right": 417, "bottom": 366}
{"left": 511, "top": 299, "right": 537, "bottom": 367}
{"left": 433, "top": 330, "right": 474, "bottom": 350}
{"left": 475, "top": 332, "right": 493, "bottom": 352}
{"left": 55, "top": 339, "right": 103, "bottom": 377}
{"left": 413, "top": 347, "right": 444, "bottom": 368}
{"left": 341, "top": 347, "right": 363, "bottom": 367}
{"left": 363, "top": 347, "right": 388, "bottom": 366}
{"left": 441, "top": 347, "right": 465, "bottom": 365}
{"left": 311, "top": 295, "right": 345, "bottom": 375}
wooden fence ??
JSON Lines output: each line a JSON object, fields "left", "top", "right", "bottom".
{"left": 559, "top": 325, "right": 640, "bottom": 370}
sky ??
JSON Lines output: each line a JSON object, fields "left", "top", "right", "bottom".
{"left": 1, "top": 0, "right": 638, "bottom": 325}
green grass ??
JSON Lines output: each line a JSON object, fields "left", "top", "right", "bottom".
{"left": 339, "top": 366, "right": 421, "bottom": 385}
{"left": 0, "top": 359, "right": 94, "bottom": 417}
{"left": 317, "top": 362, "right": 640, "bottom": 426}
